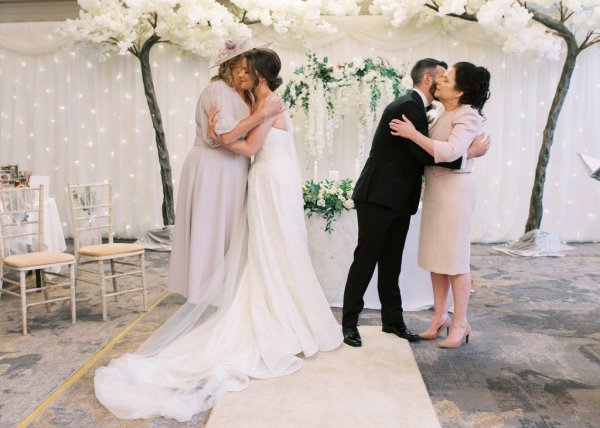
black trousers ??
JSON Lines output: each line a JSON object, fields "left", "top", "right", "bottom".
{"left": 342, "top": 201, "right": 411, "bottom": 327}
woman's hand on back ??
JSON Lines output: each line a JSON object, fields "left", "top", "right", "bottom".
{"left": 389, "top": 115, "right": 417, "bottom": 140}
{"left": 207, "top": 107, "right": 220, "bottom": 144}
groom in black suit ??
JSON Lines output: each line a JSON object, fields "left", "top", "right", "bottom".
{"left": 342, "top": 58, "right": 486, "bottom": 347}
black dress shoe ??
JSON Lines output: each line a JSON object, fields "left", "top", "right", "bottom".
{"left": 382, "top": 323, "right": 421, "bottom": 342}
{"left": 342, "top": 326, "right": 362, "bottom": 347}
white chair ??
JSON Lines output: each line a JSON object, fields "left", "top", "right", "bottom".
{"left": 0, "top": 185, "right": 76, "bottom": 335}
{"left": 67, "top": 182, "right": 147, "bottom": 321}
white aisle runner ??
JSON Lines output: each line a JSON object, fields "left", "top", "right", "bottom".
{"left": 207, "top": 326, "right": 440, "bottom": 428}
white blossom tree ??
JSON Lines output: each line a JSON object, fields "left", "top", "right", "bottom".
{"left": 59, "top": 0, "right": 360, "bottom": 226}
{"left": 370, "top": 0, "right": 600, "bottom": 233}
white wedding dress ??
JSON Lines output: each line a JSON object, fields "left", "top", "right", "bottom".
{"left": 94, "top": 115, "right": 342, "bottom": 422}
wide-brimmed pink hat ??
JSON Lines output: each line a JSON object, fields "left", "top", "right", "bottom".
{"left": 209, "top": 37, "right": 271, "bottom": 68}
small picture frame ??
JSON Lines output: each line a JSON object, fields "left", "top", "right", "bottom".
{"left": 0, "top": 168, "right": 13, "bottom": 183}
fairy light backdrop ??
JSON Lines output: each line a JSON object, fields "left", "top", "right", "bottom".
{"left": 1, "top": 19, "right": 599, "bottom": 242}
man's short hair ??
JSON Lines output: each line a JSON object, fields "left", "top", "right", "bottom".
{"left": 410, "top": 58, "right": 448, "bottom": 85}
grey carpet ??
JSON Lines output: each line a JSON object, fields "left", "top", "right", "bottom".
{"left": 0, "top": 248, "right": 171, "bottom": 427}
{"left": 1, "top": 243, "right": 599, "bottom": 427}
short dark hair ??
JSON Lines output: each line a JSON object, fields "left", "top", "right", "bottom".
{"left": 245, "top": 48, "right": 283, "bottom": 91}
{"left": 453, "top": 62, "right": 491, "bottom": 116}
{"left": 410, "top": 58, "right": 447, "bottom": 85}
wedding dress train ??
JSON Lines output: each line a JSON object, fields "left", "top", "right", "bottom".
{"left": 94, "top": 117, "right": 342, "bottom": 422}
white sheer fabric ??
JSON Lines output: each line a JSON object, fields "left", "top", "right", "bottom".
{"left": 1, "top": 18, "right": 600, "bottom": 242}
{"left": 94, "top": 117, "right": 342, "bottom": 422}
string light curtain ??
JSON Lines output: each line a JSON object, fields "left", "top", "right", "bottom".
{"left": 1, "top": 18, "right": 599, "bottom": 242}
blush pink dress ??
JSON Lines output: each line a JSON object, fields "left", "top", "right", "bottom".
{"left": 168, "top": 80, "right": 251, "bottom": 301}
{"left": 418, "top": 104, "right": 482, "bottom": 275}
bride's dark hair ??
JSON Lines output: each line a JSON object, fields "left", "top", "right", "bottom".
{"left": 245, "top": 48, "right": 283, "bottom": 91}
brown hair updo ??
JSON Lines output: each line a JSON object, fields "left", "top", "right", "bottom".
{"left": 245, "top": 48, "right": 283, "bottom": 91}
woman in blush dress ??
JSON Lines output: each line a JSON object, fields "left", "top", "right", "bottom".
{"left": 389, "top": 62, "right": 490, "bottom": 348}
{"left": 93, "top": 48, "right": 341, "bottom": 422}
{"left": 168, "top": 37, "right": 283, "bottom": 302}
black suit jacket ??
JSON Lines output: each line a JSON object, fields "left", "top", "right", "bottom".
{"left": 352, "top": 90, "right": 462, "bottom": 214}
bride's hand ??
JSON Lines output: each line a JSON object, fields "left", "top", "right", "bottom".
{"left": 207, "top": 107, "right": 221, "bottom": 144}
{"left": 389, "top": 115, "right": 416, "bottom": 139}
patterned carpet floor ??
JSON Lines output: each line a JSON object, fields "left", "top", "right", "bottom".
{"left": 1, "top": 243, "right": 599, "bottom": 427}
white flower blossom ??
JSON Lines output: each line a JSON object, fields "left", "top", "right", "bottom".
{"left": 437, "top": 0, "right": 468, "bottom": 15}
{"left": 350, "top": 56, "right": 365, "bottom": 71}
{"left": 231, "top": 0, "right": 344, "bottom": 35}
{"left": 363, "top": 70, "right": 378, "bottom": 82}
{"left": 320, "top": 0, "right": 361, "bottom": 16}
{"left": 369, "top": 0, "right": 426, "bottom": 27}
{"left": 59, "top": 0, "right": 363, "bottom": 59}
{"left": 331, "top": 66, "right": 345, "bottom": 80}
{"left": 503, "top": 24, "right": 562, "bottom": 60}
{"left": 369, "top": 0, "right": 598, "bottom": 61}
{"left": 343, "top": 199, "right": 355, "bottom": 209}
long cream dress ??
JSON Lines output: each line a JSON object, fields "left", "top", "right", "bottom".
{"left": 168, "top": 80, "right": 251, "bottom": 301}
{"left": 418, "top": 104, "right": 482, "bottom": 275}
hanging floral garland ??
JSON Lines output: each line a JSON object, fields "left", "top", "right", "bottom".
{"left": 282, "top": 52, "right": 407, "bottom": 169}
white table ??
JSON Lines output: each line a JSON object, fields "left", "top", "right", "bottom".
{"left": 42, "top": 198, "right": 67, "bottom": 253}
{"left": 306, "top": 208, "right": 434, "bottom": 311}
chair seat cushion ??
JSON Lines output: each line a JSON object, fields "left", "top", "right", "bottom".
{"left": 4, "top": 251, "right": 75, "bottom": 268}
{"left": 78, "top": 243, "right": 144, "bottom": 257}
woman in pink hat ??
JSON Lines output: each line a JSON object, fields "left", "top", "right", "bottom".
{"left": 167, "top": 37, "right": 283, "bottom": 302}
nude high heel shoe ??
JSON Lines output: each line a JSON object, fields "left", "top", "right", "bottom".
{"left": 418, "top": 316, "right": 451, "bottom": 340}
{"left": 439, "top": 323, "right": 471, "bottom": 349}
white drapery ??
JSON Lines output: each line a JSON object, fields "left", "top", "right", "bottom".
{"left": 1, "top": 18, "right": 599, "bottom": 242}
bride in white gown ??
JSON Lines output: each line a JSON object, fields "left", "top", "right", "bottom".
{"left": 94, "top": 48, "right": 342, "bottom": 422}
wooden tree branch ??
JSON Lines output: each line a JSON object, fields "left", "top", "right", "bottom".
{"left": 529, "top": 9, "right": 574, "bottom": 41}
{"left": 525, "top": 47, "right": 578, "bottom": 231}
{"left": 581, "top": 32, "right": 600, "bottom": 51}
{"left": 424, "top": 2, "right": 478, "bottom": 21}
{"left": 138, "top": 33, "right": 175, "bottom": 225}
{"left": 564, "top": 10, "right": 574, "bottom": 22}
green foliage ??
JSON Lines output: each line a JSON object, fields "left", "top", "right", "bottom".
{"left": 302, "top": 178, "right": 355, "bottom": 233}
{"left": 282, "top": 51, "right": 405, "bottom": 121}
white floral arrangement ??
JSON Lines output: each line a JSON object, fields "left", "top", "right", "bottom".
{"left": 368, "top": 0, "right": 565, "bottom": 60}
{"left": 302, "top": 177, "right": 355, "bottom": 232}
{"left": 282, "top": 52, "right": 407, "bottom": 169}
{"left": 58, "top": 0, "right": 362, "bottom": 59}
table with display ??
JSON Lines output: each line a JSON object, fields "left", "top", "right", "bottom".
{"left": 306, "top": 207, "right": 434, "bottom": 311}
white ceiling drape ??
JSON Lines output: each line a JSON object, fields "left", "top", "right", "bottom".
{"left": 1, "top": 17, "right": 599, "bottom": 242}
